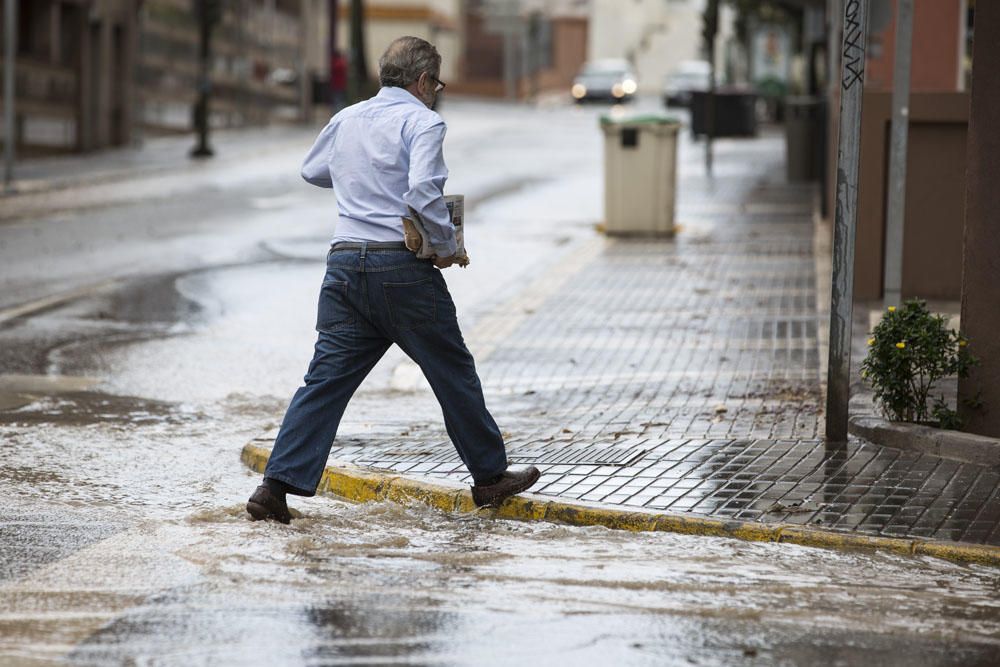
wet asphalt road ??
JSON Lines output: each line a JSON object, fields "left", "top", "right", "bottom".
{"left": 1, "top": 98, "right": 999, "bottom": 665}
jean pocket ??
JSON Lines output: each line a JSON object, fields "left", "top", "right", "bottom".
{"left": 316, "top": 280, "right": 354, "bottom": 332}
{"left": 383, "top": 277, "right": 436, "bottom": 330}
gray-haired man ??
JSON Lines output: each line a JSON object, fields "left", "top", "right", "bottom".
{"left": 247, "top": 37, "right": 540, "bottom": 523}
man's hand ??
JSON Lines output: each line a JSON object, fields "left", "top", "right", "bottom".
{"left": 433, "top": 254, "right": 457, "bottom": 269}
{"left": 433, "top": 253, "right": 469, "bottom": 269}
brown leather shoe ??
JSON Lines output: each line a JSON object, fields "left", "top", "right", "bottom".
{"left": 471, "top": 466, "right": 541, "bottom": 507}
{"left": 246, "top": 484, "right": 292, "bottom": 524}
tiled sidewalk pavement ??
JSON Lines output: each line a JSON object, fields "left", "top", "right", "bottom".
{"left": 258, "top": 133, "right": 1000, "bottom": 547}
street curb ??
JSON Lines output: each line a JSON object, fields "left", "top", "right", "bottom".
{"left": 241, "top": 443, "right": 1000, "bottom": 568}
{"left": 850, "top": 416, "right": 1000, "bottom": 471}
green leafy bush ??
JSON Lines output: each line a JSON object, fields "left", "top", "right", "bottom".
{"left": 860, "top": 300, "right": 976, "bottom": 426}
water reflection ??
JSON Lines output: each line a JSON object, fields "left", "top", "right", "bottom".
{"left": 305, "top": 605, "right": 448, "bottom": 662}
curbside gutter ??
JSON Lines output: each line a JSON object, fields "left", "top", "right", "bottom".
{"left": 850, "top": 416, "right": 1000, "bottom": 471}
{"left": 241, "top": 442, "right": 1000, "bottom": 568}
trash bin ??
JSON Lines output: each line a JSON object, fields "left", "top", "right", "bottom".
{"left": 690, "top": 88, "right": 757, "bottom": 137}
{"left": 600, "top": 114, "right": 681, "bottom": 236}
{"left": 784, "top": 96, "right": 821, "bottom": 182}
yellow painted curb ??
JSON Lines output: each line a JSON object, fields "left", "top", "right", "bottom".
{"left": 241, "top": 443, "right": 1000, "bottom": 567}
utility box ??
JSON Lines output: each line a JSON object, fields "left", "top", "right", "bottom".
{"left": 690, "top": 88, "right": 758, "bottom": 137}
{"left": 785, "top": 96, "right": 822, "bottom": 182}
{"left": 600, "top": 114, "right": 681, "bottom": 236}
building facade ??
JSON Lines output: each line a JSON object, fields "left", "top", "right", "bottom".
{"left": 456, "top": 0, "right": 588, "bottom": 98}
{"left": 139, "top": 0, "right": 308, "bottom": 133}
{"left": 1, "top": 0, "right": 313, "bottom": 155}
{"left": 322, "top": 0, "right": 588, "bottom": 101}
{"left": 0, "top": 0, "right": 138, "bottom": 154}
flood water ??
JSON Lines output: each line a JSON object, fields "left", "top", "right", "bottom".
{"left": 3, "top": 368, "right": 1000, "bottom": 665}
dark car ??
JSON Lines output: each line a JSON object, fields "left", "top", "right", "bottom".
{"left": 571, "top": 59, "right": 638, "bottom": 103}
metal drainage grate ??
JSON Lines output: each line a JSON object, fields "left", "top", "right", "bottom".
{"left": 347, "top": 440, "right": 649, "bottom": 468}
{"left": 507, "top": 441, "right": 649, "bottom": 466}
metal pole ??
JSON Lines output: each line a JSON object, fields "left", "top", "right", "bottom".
{"left": 329, "top": 0, "right": 338, "bottom": 113}
{"left": 3, "top": 0, "right": 16, "bottom": 193}
{"left": 329, "top": 0, "right": 338, "bottom": 53}
{"left": 825, "top": 0, "right": 870, "bottom": 444}
{"left": 190, "top": 0, "right": 215, "bottom": 158}
{"left": 704, "top": 0, "right": 718, "bottom": 176}
{"left": 348, "top": 0, "right": 368, "bottom": 103}
{"left": 502, "top": 0, "right": 518, "bottom": 100}
{"left": 133, "top": 1, "right": 146, "bottom": 148}
{"left": 706, "top": 62, "right": 715, "bottom": 176}
{"left": 883, "top": 0, "right": 913, "bottom": 307}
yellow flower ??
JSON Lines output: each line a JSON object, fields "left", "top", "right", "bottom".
{"left": 895, "top": 341, "right": 906, "bottom": 349}
{"left": 867, "top": 338, "right": 875, "bottom": 346}
{"left": 959, "top": 339, "right": 968, "bottom": 348}
{"left": 888, "top": 306, "right": 896, "bottom": 312}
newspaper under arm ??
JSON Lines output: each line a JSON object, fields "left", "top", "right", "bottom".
{"left": 402, "top": 194, "right": 470, "bottom": 267}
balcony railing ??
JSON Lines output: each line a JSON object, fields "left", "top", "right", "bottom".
{"left": 0, "top": 57, "right": 78, "bottom": 108}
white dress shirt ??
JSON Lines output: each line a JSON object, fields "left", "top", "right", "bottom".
{"left": 300, "top": 86, "right": 456, "bottom": 257}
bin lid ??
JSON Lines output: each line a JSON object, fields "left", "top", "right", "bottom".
{"left": 599, "top": 113, "right": 681, "bottom": 128}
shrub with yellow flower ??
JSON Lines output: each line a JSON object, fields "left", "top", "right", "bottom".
{"left": 861, "top": 299, "right": 977, "bottom": 426}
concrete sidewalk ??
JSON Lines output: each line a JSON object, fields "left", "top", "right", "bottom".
{"left": 5, "top": 124, "right": 315, "bottom": 196}
{"left": 0, "top": 124, "right": 325, "bottom": 224}
{"left": 246, "top": 132, "right": 1000, "bottom": 562}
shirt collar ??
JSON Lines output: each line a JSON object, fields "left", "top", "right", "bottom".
{"left": 377, "top": 86, "right": 428, "bottom": 108}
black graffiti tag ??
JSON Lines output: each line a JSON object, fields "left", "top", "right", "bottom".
{"left": 842, "top": 0, "right": 865, "bottom": 90}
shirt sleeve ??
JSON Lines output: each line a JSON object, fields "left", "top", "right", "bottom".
{"left": 300, "top": 121, "right": 335, "bottom": 188}
{"left": 405, "top": 120, "right": 456, "bottom": 257}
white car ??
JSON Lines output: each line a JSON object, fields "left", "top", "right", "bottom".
{"left": 663, "top": 60, "right": 712, "bottom": 107}
{"left": 571, "top": 59, "right": 638, "bottom": 103}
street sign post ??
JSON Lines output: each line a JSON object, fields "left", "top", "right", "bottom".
{"left": 826, "top": 0, "right": 871, "bottom": 443}
{"left": 883, "top": 0, "right": 913, "bottom": 307}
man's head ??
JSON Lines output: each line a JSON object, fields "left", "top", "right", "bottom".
{"left": 379, "top": 36, "right": 444, "bottom": 109}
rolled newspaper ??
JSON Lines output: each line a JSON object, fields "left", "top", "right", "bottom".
{"left": 402, "top": 194, "right": 469, "bottom": 266}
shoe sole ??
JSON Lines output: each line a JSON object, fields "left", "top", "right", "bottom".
{"left": 474, "top": 468, "right": 542, "bottom": 508}
{"left": 246, "top": 500, "right": 291, "bottom": 524}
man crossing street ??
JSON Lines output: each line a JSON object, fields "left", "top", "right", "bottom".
{"left": 247, "top": 36, "right": 540, "bottom": 524}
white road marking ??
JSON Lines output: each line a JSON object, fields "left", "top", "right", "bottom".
{"left": 0, "top": 281, "right": 120, "bottom": 325}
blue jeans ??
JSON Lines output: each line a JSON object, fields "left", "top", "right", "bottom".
{"left": 264, "top": 242, "right": 508, "bottom": 495}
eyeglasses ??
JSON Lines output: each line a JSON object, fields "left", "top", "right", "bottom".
{"left": 429, "top": 74, "right": 446, "bottom": 93}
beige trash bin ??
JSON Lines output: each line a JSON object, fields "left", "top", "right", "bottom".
{"left": 600, "top": 115, "right": 680, "bottom": 236}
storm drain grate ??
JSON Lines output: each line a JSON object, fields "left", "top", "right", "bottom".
{"left": 346, "top": 440, "right": 649, "bottom": 467}
{"left": 507, "top": 441, "right": 649, "bottom": 466}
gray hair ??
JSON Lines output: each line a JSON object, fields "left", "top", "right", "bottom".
{"left": 378, "top": 36, "right": 441, "bottom": 88}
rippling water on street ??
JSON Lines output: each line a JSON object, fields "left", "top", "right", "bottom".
{"left": 2, "top": 397, "right": 999, "bottom": 666}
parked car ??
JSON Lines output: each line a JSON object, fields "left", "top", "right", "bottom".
{"left": 663, "top": 60, "right": 712, "bottom": 107}
{"left": 571, "top": 59, "right": 638, "bottom": 103}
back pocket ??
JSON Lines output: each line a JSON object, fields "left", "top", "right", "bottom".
{"left": 316, "top": 280, "right": 353, "bottom": 332}
{"left": 384, "top": 277, "right": 436, "bottom": 330}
